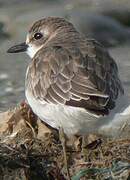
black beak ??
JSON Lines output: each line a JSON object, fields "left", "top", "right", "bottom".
{"left": 7, "top": 42, "right": 28, "bottom": 53}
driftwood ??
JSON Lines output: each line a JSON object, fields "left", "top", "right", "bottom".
{"left": 0, "top": 103, "right": 130, "bottom": 179}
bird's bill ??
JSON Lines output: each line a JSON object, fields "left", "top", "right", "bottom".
{"left": 7, "top": 42, "right": 28, "bottom": 53}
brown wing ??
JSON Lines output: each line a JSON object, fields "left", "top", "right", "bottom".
{"left": 26, "top": 40, "right": 124, "bottom": 115}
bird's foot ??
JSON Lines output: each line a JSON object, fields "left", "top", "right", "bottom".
{"left": 59, "top": 127, "right": 71, "bottom": 180}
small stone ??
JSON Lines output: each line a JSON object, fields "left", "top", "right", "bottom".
{"left": 0, "top": 73, "right": 9, "bottom": 80}
{"left": 5, "top": 87, "right": 13, "bottom": 93}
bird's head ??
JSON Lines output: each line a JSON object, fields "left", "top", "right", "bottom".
{"left": 7, "top": 17, "right": 78, "bottom": 58}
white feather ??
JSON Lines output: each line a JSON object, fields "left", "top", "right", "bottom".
{"left": 26, "top": 45, "right": 41, "bottom": 58}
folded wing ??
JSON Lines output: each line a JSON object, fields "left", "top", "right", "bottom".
{"left": 26, "top": 40, "right": 124, "bottom": 116}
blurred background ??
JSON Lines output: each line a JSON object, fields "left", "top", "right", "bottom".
{"left": 0, "top": 0, "right": 130, "bottom": 110}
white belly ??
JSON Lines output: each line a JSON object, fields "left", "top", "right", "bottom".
{"left": 26, "top": 89, "right": 130, "bottom": 137}
{"left": 25, "top": 90, "right": 100, "bottom": 135}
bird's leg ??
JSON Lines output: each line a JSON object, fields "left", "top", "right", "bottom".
{"left": 59, "top": 127, "right": 71, "bottom": 180}
{"left": 81, "top": 135, "right": 89, "bottom": 161}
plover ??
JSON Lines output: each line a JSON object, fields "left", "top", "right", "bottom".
{"left": 7, "top": 17, "right": 130, "bottom": 138}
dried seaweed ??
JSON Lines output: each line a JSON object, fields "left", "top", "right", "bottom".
{"left": 0, "top": 103, "right": 130, "bottom": 179}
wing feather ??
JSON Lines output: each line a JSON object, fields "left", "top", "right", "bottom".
{"left": 56, "top": 79, "right": 72, "bottom": 93}
{"left": 26, "top": 39, "right": 124, "bottom": 115}
{"left": 47, "top": 87, "right": 66, "bottom": 104}
{"left": 51, "top": 83, "right": 71, "bottom": 101}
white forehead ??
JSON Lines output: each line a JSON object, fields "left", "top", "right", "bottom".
{"left": 26, "top": 35, "right": 30, "bottom": 44}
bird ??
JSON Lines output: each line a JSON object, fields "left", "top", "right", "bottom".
{"left": 7, "top": 17, "right": 130, "bottom": 138}
{"left": 7, "top": 17, "right": 130, "bottom": 179}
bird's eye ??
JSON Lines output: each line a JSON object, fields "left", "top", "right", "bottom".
{"left": 34, "top": 32, "right": 43, "bottom": 40}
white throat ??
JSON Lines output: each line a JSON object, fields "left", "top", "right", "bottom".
{"left": 26, "top": 45, "right": 42, "bottom": 58}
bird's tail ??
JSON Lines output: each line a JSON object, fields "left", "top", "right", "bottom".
{"left": 99, "top": 95, "right": 130, "bottom": 138}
